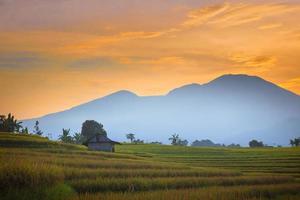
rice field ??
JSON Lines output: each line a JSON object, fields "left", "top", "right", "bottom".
{"left": 0, "top": 132, "right": 300, "bottom": 200}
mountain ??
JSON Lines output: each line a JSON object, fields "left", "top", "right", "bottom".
{"left": 22, "top": 74, "right": 300, "bottom": 146}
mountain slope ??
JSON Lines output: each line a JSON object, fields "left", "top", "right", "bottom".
{"left": 22, "top": 74, "right": 300, "bottom": 146}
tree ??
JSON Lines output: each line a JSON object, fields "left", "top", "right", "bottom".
{"left": 133, "top": 139, "right": 144, "bottom": 144}
{"left": 150, "top": 141, "right": 162, "bottom": 145}
{"left": 33, "top": 121, "right": 43, "bottom": 136}
{"left": 126, "top": 133, "right": 135, "bottom": 143}
{"left": 290, "top": 139, "right": 295, "bottom": 147}
{"left": 290, "top": 138, "right": 300, "bottom": 147}
{"left": 227, "top": 143, "right": 241, "bottom": 148}
{"left": 73, "top": 132, "right": 84, "bottom": 144}
{"left": 178, "top": 139, "right": 188, "bottom": 146}
{"left": 191, "top": 139, "right": 222, "bottom": 147}
{"left": 249, "top": 139, "right": 264, "bottom": 148}
{"left": 169, "top": 134, "right": 180, "bottom": 145}
{"left": 295, "top": 138, "right": 300, "bottom": 147}
{"left": 21, "top": 127, "right": 29, "bottom": 134}
{"left": 81, "top": 120, "right": 107, "bottom": 142}
{"left": 0, "top": 113, "right": 22, "bottom": 133}
{"left": 168, "top": 134, "right": 187, "bottom": 146}
{"left": 59, "top": 129, "right": 73, "bottom": 143}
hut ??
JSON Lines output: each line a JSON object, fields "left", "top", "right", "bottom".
{"left": 87, "top": 134, "right": 120, "bottom": 152}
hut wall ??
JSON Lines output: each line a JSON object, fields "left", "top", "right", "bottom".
{"left": 88, "top": 143, "right": 113, "bottom": 152}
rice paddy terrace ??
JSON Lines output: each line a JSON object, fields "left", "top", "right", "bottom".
{"left": 0, "top": 132, "right": 300, "bottom": 200}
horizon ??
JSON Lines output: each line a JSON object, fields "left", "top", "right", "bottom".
{"left": 1, "top": 0, "right": 300, "bottom": 119}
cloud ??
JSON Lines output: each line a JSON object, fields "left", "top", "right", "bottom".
{"left": 118, "top": 56, "right": 185, "bottom": 65}
{"left": 229, "top": 53, "right": 276, "bottom": 69}
{"left": 258, "top": 23, "right": 282, "bottom": 30}
{"left": 0, "top": 52, "right": 44, "bottom": 68}
{"left": 182, "top": 3, "right": 229, "bottom": 27}
{"left": 182, "top": 3, "right": 300, "bottom": 28}
{"left": 68, "top": 57, "right": 117, "bottom": 69}
{"left": 280, "top": 77, "right": 300, "bottom": 94}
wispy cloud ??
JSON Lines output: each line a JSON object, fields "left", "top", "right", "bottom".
{"left": 280, "top": 77, "right": 300, "bottom": 94}
{"left": 229, "top": 53, "right": 277, "bottom": 69}
{"left": 258, "top": 23, "right": 282, "bottom": 30}
{"left": 68, "top": 56, "right": 117, "bottom": 69}
{"left": 0, "top": 52, "right": 45, "bottom": 68}
{"left": 182, "top": 3, "right": 300, "bottom": 28}
{"left": 182, "top": 3, "right": 229, "bottom": 27}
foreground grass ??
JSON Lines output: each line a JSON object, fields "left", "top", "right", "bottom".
{"left": 0, "top": 132, "right": 300, "bottom": 200}
{"left": 74, "top": 184, "right": 300, "bottom": 200}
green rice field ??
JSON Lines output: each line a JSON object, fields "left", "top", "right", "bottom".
{"left": 0, "top": 132, "right": 300, "bottom": 200}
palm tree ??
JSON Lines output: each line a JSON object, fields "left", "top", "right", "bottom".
{"left": 169, "top": 134, "right": 179, "bottom": 145}
{"left": 126, "top": 133, "right": 135, "bottom": 143}
{"left": 294, "top": 138, "right": 300, "bottom": 147}
{"left": 59, "top": 129, "right": 73, "bottom": 143}
{"left": 0, "top": 113, "right": 22, "bottom": 133}
{"left": 73, "top": 132, "right": 83, "bottom": 144}
{"left": 21, "top": 127, "right": 29, "bottom": 134}
{"left": 33, "top": 121, "right": 43, "bottom": 135}
{"left": 290, "top": 139, "right": 295, "bottom": 147}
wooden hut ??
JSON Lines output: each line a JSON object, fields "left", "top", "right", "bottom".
{"left": 87, "top": 134, "right": 120, "bottom": 152}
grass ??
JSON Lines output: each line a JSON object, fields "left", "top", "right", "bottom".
{"left": 73, "top": 184, "right": 300, "bottom": 200}
{"left": 0, "top": 132, "right": 300, "bottom": 200}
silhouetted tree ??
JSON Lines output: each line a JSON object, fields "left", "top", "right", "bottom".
{"left": 126, "top": 133, "right": 135, "bottom": 143}
{"left": 133, "top": 139, "right": 144, "bottom": 144}
{"left": 73, "top": 132, "right": 84, "bottom": 144}
{"left": 227, "top": 143, "right": 241, "bottom": 148}
{"left": 295, "top": 138, "right": 300, "bottom": 147}
{"left": 81, "top": 120, "right": 107, "bottom": 143}
{"left": 178, "top": 139, "right": 188, "bottom": 146}
{"left": 21, "top": 127, "right": 29, "bottom": 134}
{"left": 150, "top": 141, "right": 162, "bottom": 145}
{"left": 33, "top": 121, "right": 43, "bottom": 135}
{"left": 0, "top": 113, "right": 22, "bottom": 133}
{"left": 59, "top": 129, "right": 73, "bottom": 143}
{"left": 249, "top": 139, "right": 264, "bottom": 147}
{"left": 169, "top": 134, "right": 188, "bottom": 146}
{"left": 191, "top": 139, "right": 222, "bottom": 147}
{"left": 169, "top": 134, "right": 180, "bottom": 145}
{"left": 290, "top": 138, "right": 300, "bottom": 147}
{"left": 290, "top": 139, "right": 295, "bottom": 147}
{"left": 0, "top": 115, "right": 4, "bottom": 130}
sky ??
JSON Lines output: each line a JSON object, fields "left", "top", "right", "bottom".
{"left": 0, "top": 0, "right": 300, "bottom": 119}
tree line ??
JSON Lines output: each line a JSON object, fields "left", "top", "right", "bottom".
{"left": 0, "top": 113, "right": 43, "bottom": 135}
{"left": 1, "top": 113, "right": 299, "bottom": 147}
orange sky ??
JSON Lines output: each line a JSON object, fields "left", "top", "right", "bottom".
{"left": 1, "top": 0, "right": 300, "bottom": 119}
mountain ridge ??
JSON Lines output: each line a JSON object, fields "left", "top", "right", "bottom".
{"left": 22, "top": 74, "right": 300, "bottom": 146}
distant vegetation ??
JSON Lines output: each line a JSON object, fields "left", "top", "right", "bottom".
{"left": 81, "top": 120, "right": 107, "bottom": 140}
{"left": 58, "top": 129, "right": 73, "bottom": 143}
{"left": 191, "top": 139, "right": 224, "bottom": 147}
{"left": 169, "top": 134, "right": 188, "bottom": 146}
{"left": 0, "top": 113, "right": 22, "bottom": 132}
{"left": 33, "top": 120, "right": 43, "bottom": 136}
{"left": 189, "top": 139, "right": 241, "bottom": 148}
{"left": 1, "top": 113, "right": 298, "bottom": 148}
{"left": 290, "top": 138, "right": 300, "bottom": 147}
{"left": 57, "top": 120, "right": 109, "bottom": 145}
{"left": 249, "top": 139, "right": 265, "bottom": 148}
{"left": 126, "top": 133, "right": 135, "bottom": 143}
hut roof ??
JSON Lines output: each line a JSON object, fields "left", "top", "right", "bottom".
{"left": 88, "top": 134, "right": 120, "bottom": 144}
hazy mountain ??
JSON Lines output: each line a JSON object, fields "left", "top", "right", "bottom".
{"left": 22, "top": 74, "right": 300, "bottom": 146}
